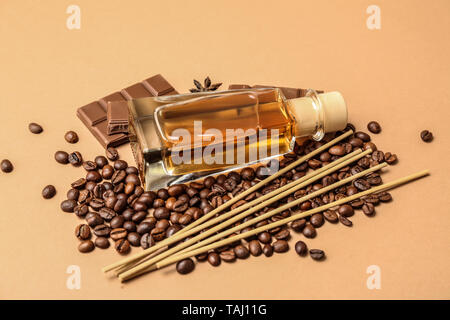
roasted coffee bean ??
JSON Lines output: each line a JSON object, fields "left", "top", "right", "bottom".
{"left": 125, "top": 174, "right": 140, "bottom": 185}
{"left": 207, "top": 252, "right": 221, "bottom": 266}
{"left": 64, "top": 131, "right": 79, "bottom": 143}
{"left": 131, "top": 210, "right": 147, "bottom": 223}
{"left": 310, "top": 213, "right": 324, "bottom": 227}
{"left": 355, "top": 131, "right": 371, "bottom": 142}
{"left": 323, "top": 210, "right": 338, "bottom": 223}
{"left": 95, "top": 237, "right": 110, "bottom": 249}
{"left": 66, "top": 188, "right": 79, "bottom": 201}
{"left": 167, "top": 184, "right": 184, "bottom": 197}
{"left": 123, "top": 221, "right": 137, "bottom": 232}
{"left": 127, "top": 232, "right": 141, "bottom": 247}
{"left": 92, "top": 184, "right": 105, "bottom": 199}
{"left": 194, "top": 252, "right": 208, "bottom": 262}
{"left": 61, "top": 199, "right": 77, "bottom": 212}
{"left": 110, "top": 228, "right": 127, "bottom": 241}
{"left": 353, "top": 179, "right": 371, "bottom": 191}
{"left": 93, "top": 224, "right": 111, "bottom": 237}
{"left": 156, "top": 188, "right": 169, "bottom": 200}
{"left": 310, "top": 249, "right": 325, "bottom": 261}
{"left": 166, "top": 225, "right": 181, "bottom": 238}
{"left": 295, "top": 240, "right": 308, "bottom": 256}
{"left": 136, "top": 221, "right": 154, "bottom": 234}
{"left": 75, "top": 224, "right": 91, "bottom": 240}
{"left": 93, "top": 156, "right": 107, "bottom": 169}
{"left": 153, "top": 198, "right": 165, "bottom": 208}
{"left": 113, "top": 198, "right": 126, "bottom": 213}
{"left": 54, "top": 151, "right": 69, "bottom": 164}
{"left": 115, "top": 239, "right": 130, "bottom": 254}
{"left": 110, "top": 215, "right": 124, "bottom": 229}
{"left": 367, "top": 121, "right": 381, "bottom": 134}
{"left": 178, "top": 214, "right": 193, "bottom": 225}
{"left": 98, "top": 207, "right": 115, "bottom": 221}
{"left": 71, "top": 178, "right": 86, "bottom": 189}
{"left": 216, "top": 174, "right": 227, "bottom": 185}
{"left": 112, "top": 160, "right": 127, "bottom": 170}
{"left": 371, "top": 151, "right": 384, "bottom": 162}
{"left": 384, "top": 152, "right": 398, "bottom": 165}
{"left": 362, "top": 202, "right": 375, "bottom": 216}
{"left": 308, "top": 159, "right": 322, "bottom": 169}
{"left": 77, "top": 189, "right": 91, "bottom": 204}
{"left": 302, "top": 224, "right": 316, "bottom": 238}
{"left": 273, "top": 240, "right": 289, "bottom": 253}
{"left": 28, "top": 122, "right": 43, "bottom": 134}
{"left": 140, "top": 233, "right": 155, "bottom": 249}
{"left": 176, "top": 258, "right": 195, "bottom": 275}
{"left": 377, "top": 191, "right": 392, "bottom": 202}
{"left": 263, "top": 244, "right": 273, "bottom": 257}
{"left": 339, "top": 215, "right": 353, "bottom": 227}
{"left": 257, "top": 231, "right": 271, "bottom": 244}
{"left": 202, "top": 176, "right": 215, "bottom": 189}
{"left": 151, "top": 227, "right": 166, "bottom": 241}
{"left": 173, "top": 200, "right": 189, "bottom": 212}
{"left": 364, "top": 195, "right": 379, "bottom": 205}
{"left": 68, "top": 151, "right": 83, "bottom": 166}
{"left": 170, "top": 212, "right": 181, "bottom": 225}
{"left": 248, "top": 240, "right": 262, "bottom": 256}
{"left": 223, "top": 178, "right": 237, "bottom": 192}
{"left": 274, "top": 229, "right": 290, "bottom": 240}
{"left": 111, "top": 170, "right": 126, "bottom": 185}
{"left": 240, "top": 167, "right": 255, "bottom": 181}
{"left": 420, "top": 130, "right": 433, "bottom": 142}
{"left": 86, "top": 212, "right": 103, "bottom": 227}
{"left": 291, "top": 219, "right": 306, "bottom": 232}
{"left": 234, "top": 245, "right": 250, "bottom": 259}
{"left": 349, "top": 137, "right": 363, "bottom": 148}
{"left": 82, "top": 161, "right": 97, "bottom": 171}
{"left": 350, "top": 199, "right": 365, "bottom": 208}
{"left": 124, "top": 182, "right": 135, "bottom": 195}
{"left": 329, "top": 145, "right": 345, "bottom": 156}
{"left": 106, "top": 147, "right": 119, "bottom": 161}
{"left": 86, "top": 171, "right": 102, "bottom": 183}
{"left": 126, "top": 166, "right": 139, "bottom": 175}
{"left": 338, "top": 204, "right": 354, "bottom": 217}
{"left": 74, "top": 204, "right": 89, "bottom": 217}
{"left": 85, "top": 181, "right": 96, "bottom": 192}
{"left": 220, "top": 250, "right": 236, "bottom": 262}
{"left": 0, "top": 159, "right": 13, "bottom": 173}
{"left": 78, "top": 240, "right": 95, "bottom": 253}
{"left": 153, "top": 207, "right": 169, "bottom": 220}
{"left": 89, "top": 198, "right": 105, "bottom": 211}
{"left": 42, "top": 185, "right": 56, "bottom": 199}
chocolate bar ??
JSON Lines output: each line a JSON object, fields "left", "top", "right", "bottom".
{"left": 228, "top": 84, "right": 323, "bottom": 99}
{"left": 107, "top": 101, "right": 129, "bottom": 135}
{"left": 77, "top": 74, "right": 178, "bottom": 148}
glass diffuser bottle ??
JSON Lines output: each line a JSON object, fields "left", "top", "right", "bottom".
{"left": 129, "top": 88, "right": 347, "bottom": 190}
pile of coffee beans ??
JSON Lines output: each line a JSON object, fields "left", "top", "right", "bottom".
{"left": 60, "top": 123, "right": 396, "bottom": 275}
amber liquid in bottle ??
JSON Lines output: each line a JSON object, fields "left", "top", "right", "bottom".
{"left": 154, "top": 88, "right": 299, "bottom": 175}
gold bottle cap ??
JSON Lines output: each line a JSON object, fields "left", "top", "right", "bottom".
{"left": 289, "top": 91, "right": 348, "bottom": 139}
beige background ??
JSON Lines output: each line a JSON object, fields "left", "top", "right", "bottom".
{"left": 0, "top": 0, "right": 449, "bottom": 299}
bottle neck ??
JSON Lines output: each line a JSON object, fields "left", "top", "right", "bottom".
{"left": 287, "top": 90, "right": 347, "bottom": 141}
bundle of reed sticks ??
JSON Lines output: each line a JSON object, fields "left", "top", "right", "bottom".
{"left": 102, "top": 130, "right": 429, "bottom": 282}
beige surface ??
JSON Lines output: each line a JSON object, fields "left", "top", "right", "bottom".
{"left": 0, "top": 0, "right": 449, "bottom": 299}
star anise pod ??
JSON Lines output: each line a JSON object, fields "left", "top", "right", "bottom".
{"left": 189, "top": 76, "right": 222, "bottom": 93}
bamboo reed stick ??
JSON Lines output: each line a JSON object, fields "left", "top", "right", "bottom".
{"left": 102, "top": 130, "right": 354, "bottom": 272}
{"left": 115, "top": 149, "right": 366, "bottom": 275}
{"left": 122, "top": 169, "right": 429, "bottom": 281}
{"left": 119, "top": 161, "right": 385, "bottom": 280}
